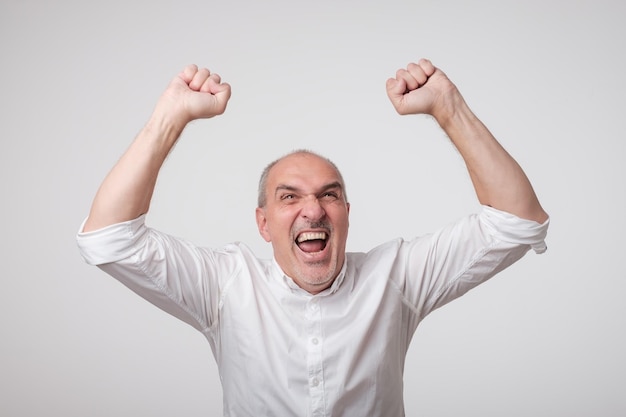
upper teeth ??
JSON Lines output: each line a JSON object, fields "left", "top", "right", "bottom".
{"left": 297, "top": 232, "right": 327, "bottom": 243}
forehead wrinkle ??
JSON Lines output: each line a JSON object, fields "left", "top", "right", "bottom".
{"left": 274, "top": 184, "right": 300, "bottom": 196}
{"left": 320, "top": 181, "right": 343, "bottom": 193}
{"left": 274, "top": 181, "right": 344, "bottom": 197}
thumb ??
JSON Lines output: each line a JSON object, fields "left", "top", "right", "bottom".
{"left": 211, "top": 81, "right": 231, "bottom": 97}
{"left": 212, "top": 82, "right": 231, "bottom": 102}
{"left": 210, "top": 82, "right": 232, "bottom": 115}
{"left": 386, "top": 77, "right": 406, "bottom": 112}
{"left": 386, "top": 77, "right": 406, "bottom": 96}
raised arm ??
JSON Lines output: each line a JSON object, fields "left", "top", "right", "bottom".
{"left": 386, "top": 59, "right": 548, "bottom": 224}
{"left": 83, "top": 65, "right": 232, "bottom": 232}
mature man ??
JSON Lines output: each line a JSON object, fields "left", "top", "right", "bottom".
{"left": 77, "top": 58, "right": 549, "bottom": 416}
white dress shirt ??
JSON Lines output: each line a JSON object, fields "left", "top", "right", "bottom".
{"left": 77, "top": 206, "right": 548, "bottom": 416}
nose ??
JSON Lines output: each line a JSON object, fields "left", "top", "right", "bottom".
{"left": 301, "top": 196, "right": 326, "bottom": 221}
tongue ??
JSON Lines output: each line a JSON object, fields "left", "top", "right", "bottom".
{"left": 298, "top": 240, "right": 325, "bottom": 253}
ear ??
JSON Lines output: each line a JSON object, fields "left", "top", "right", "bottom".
{"left": 255, "top": 207, "right": 271, "bottom": 242}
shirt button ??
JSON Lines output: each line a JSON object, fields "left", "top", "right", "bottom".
{"left": 311, "top": 337, "right": 319, "bottom": 345}
{"left": 311, "top": 378, "right": 319, "bottom": 387}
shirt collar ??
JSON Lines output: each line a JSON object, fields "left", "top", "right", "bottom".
{"left": 271, "top": 258, "right": 347, "bottom": 296}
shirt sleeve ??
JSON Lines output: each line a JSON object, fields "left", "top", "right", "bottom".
{"left": 76, "top": 215, "right": 233, "bottom": 334}
{"left": 401, "top": 205, "right": 549, "bottom": 320}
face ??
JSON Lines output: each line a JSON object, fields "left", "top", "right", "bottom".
{"left": 255, "top": 152, "right": 350, "bottom": 294}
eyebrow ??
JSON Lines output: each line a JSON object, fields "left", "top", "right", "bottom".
{"left": 274, "top": 181, "right": 344, "bottom": 197}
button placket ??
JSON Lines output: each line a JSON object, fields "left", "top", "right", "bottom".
{"left": 305, "top": 297, "right": 324, "bottom": 415}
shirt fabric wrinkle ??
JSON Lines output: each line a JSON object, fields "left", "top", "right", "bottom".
{"left": 76, "top": 205, "right": 549, "bottom": 417}
{"left": 430, "top": 242, "right": 494, "bottom": 311}
{"left": 139, "top": 232, "right": 213, "bottom": 334}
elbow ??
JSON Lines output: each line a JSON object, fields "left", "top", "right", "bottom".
{"left": 517, "top": 204, "right": 549, "bottom": 224}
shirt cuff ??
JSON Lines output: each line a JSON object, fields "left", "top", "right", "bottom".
{"left": 76, "top": 214, "right": 148, "bottom": 265}
{"left": 479, "top": 206, "right": 550, "bottom": 254}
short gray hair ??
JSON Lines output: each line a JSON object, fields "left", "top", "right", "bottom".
{"left": 257, "top": 149, "right": 348, "bottom": 207}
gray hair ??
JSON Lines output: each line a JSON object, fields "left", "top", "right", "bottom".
{"left": 257, "top": 149, "right": 348, "bottom": 207}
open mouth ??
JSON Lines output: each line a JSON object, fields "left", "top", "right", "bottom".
{"left": 296, "top": 231, "right": 328, "bottom": 253}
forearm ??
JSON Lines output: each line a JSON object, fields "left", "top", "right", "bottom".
{"left": 437, "top": 99, "right": 548, "bottom": 223}
{"left": 386, "top": 59, "right": 548, "bottom": 223}
{"left": 82, "top": 115, "right": 184, "bottom": 232}
{"left": 82, "top": 65, "right": 231, "bottom": 233}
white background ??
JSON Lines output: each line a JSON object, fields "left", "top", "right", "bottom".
{"left": 1, "top": 0, "right": 624, "bottom": 415}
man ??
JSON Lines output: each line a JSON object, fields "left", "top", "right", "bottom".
{"left": 77, "top": 59, "right": 549, "bottom": 416}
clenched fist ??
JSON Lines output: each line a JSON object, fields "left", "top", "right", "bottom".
{"left": 386, "top": 58, "right": 463, "bottom": 125}
{"left": 154, "top": 64, "right": 232, "bottom": 127}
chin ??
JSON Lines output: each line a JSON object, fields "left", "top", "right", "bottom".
{"left": 301, "top": 267, "right": 336, "bottom": 288}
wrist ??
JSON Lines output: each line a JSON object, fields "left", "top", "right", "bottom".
{"left": 142, "top": 111, "right": 187, "bottom": 155}
{"left": 433, "top": 92, "right": 474, "bottom": 132}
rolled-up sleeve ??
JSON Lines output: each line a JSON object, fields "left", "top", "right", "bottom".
{"left": 77, "top": 215, "right": 150, "bottom": 265}
{"left": 401, "top": 205, "right": 549, "bottom": 320}
{"left": 479, "top": 205, "right": 549, "bottom": 254}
